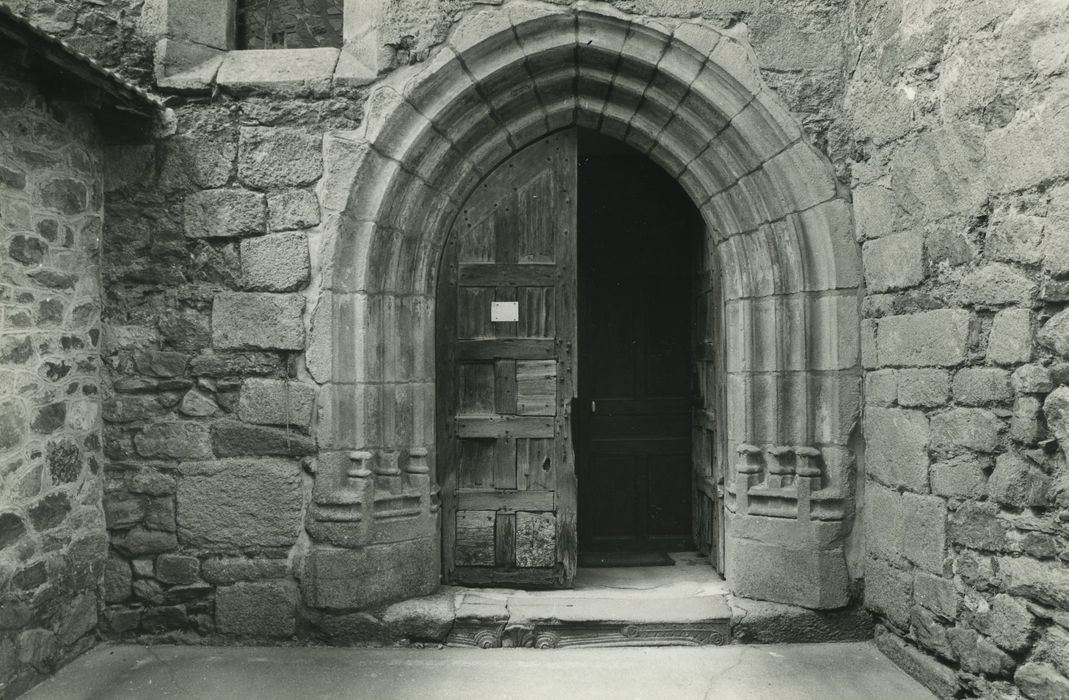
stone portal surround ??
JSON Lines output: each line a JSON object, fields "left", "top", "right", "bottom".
{"left": 311, "top": 1, "right": 862, "bottom": 611}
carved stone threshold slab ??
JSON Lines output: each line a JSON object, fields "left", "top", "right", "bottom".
{"left": 446, "top": 594, "right": 731, "bottom": 648}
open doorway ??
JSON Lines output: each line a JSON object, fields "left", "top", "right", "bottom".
{"left": 576, "top": 130, "right": 705, "bottom": 565}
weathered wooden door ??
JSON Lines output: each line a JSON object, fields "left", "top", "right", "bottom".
{"left": 437, "top": 130, "right": 577, "bottom": 587}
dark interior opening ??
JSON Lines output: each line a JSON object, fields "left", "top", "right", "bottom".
{"left": 576, "top": 129, "right": 704, "bottom": 557}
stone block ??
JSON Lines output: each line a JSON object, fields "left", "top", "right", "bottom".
{"left": 211, "top": 292, "right": 304, "bottom": 350}
{"left": 958, "top": 263, "right": 1038, "bottom": 307}
{"left": 188, "top": 351, "right": 286, "bottom": 377}
{"left": 900, "top": 492, "right": 947, "bottom": 574}
{"left": 987, "top": 211, "right": 1045, "bottom": 265}
{"left": 951, "top": 368, "right": 1011, "bottom": 405}
{"left": 930, "top": 454, "right": 988, "bottom": 499}
{"left": 910, "top": 606, "right": 953, "bottom": 659}
{"left": 865, "top": 558, "right": 912, "bottom": 629}
{"left": 101, "top": 607, "right": 141, "bottom": 635}
{"left": 977, "top": 593, "right": 1034, "bottom": 653}
{"left": 1012, "top": 364, "right": 1053, "bottom": 394}
{"left": 948, "top": 627, "right": 1014, "bottom": 676}
{"left": 878, "top": 310, "right": 971, "bottom": 367}
{"left": 891, "top": 125, "right": 986, "bottom": 222}
{"left": 948, "top": 502, "right": 1008, "bottom": 552}
{"left": 380, "top": 590, "right": 457, "bottom": 642}
{"left": 201, "top": 557, "right": 289, "bottom": 585}
{"left": 56, "top": 594, "right": 97, "bottom": 647}
{"left": 156, "top": 554, "right": 200, "bottom": 585}
{"left": 852, "top": 183, "right": 894, "bottom": 240}
{"left": 914, "top": 572, "right": 957, "bottom": 619}
{"left": 176, "top": 459, "right": 303, "bottom": 549}
{"left": 39, "top": 178, "right": 88, "bottom": 215}
{"left": 237, "top": 379, "right": 315, "bottom": 429}
{"left": 134, "top": 422, "right": 212, "bottom": 460}
{"left": 238, "top": 127, "right": 324, "bottom": 189}
{"left": 218, "top": 49, "right": 338, "bottom": 95}
{"left": 1011, "top": 395, "right": 1046, "bottom": 444}
{"left": 158, "top": 132, "right": 235, "bottom": 190}
{"left": 178, "top": 390, "right": 218, "bottom": 417}
{"left": 102, "top": 556, "right": 132, "bottom": 604}
{"left": 726, "top": 536, "right": 849, "bottom": 610}
{"left": 875, "top": 629, "right": 958, "bottom": 699}
{"left": 216, "top": 581, "right": 298, "bottom": 639}
{"left": 988, "top": 308, "right": 1033, "bottom": 365}
{"left": 268, "top": 190, "right": 320, "bottom": 231}
{"left": 864, "top": 408, "right": 929, "bottom": 492}
{"left": 1015, "top": 662, "right": 1069, "bottom": 700}
{"left": 111, "top": 527, "right": 178, "bottom": 557}
{"left": 184, "top": 189, "right": 266, "bottom": 238}
{"left": 727, "top": 597, "right": 873, "bottom": 644}
{"left": 1035, "top": 626, "right": 1069, "bottom": 677}
{"left": 17, "top": 628, "right": 57, "bottom": 670}
{"left": 210, "top": 420, "right": 316, "bottom": 457}
{"left": 930, "top": 408, "right": 1000, "bottom": 454}
{"left": 1039, "top": 309, "right": 1069, "bottom": 358}
{"left": 865, "top": 369, "right": 896, "bottom": 407}
{"left": 1044, "top": 386, "right": 1069, "bottom": 448}
{"left": 865, "top": 482, "right": 904, "bottom": 563}
{"left": 240, "top": 231, "right": 310, "bottom": 292}
{"left": 302, "top": 539, "right": 440, "bottom": 610}
{"left": 989, "top": 452, "right": 1052, "bottom": 508}
{"left": 862, "top": 233, "right": 924, "bottom": 293}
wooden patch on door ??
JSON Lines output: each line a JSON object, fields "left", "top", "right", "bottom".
{"left": 515, "top": 511, "right": 556, "bottom": 567}
{"left": 516, "top": 360, "right": 556, "bottom": 415}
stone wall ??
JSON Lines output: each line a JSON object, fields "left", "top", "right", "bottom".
{"left": 3, "top": 0, "right": 153, "bottom": 86}
{"left": 0, "top": 67, "right": 108, "bottom": 698}
{"left": 850, "top": 0, "right": 1069, "bottom": 697}
{"left": 98, "top": 100, "right": 347, "bottom": 640}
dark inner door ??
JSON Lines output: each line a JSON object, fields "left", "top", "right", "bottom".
{"left": 577, "top": 130, "right": 700, "bottom": 554}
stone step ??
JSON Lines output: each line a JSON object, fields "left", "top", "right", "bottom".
{"left": 447, "top": 594, "right": 732, "bottom": 648}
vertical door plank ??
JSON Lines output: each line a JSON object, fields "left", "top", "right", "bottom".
{"left": 495, "top": 511, "right": 517, "bottom": 568}
{"left": 456, "top": 511, "right": 496, "bottom": 566}
{"left": 494, "top": 436, "right": 518, "bottom": 490}
{"left": 494, "top": 360, "right": 518, "bottom": 414}
{"left": 459, "top": 438, "right": 495, "bottom": 488}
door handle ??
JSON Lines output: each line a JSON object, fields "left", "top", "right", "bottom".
{"left": 590, "top": 400, "right": 596, "bottom": 414}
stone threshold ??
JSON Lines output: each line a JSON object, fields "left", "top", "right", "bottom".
{"left": 418, "top": 556, "right": 873, "bottom": 649}
{"left": 439, "top": 590, "right": 873, "bottom": 649}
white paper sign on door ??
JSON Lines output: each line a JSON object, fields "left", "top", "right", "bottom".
{"left": 491, "top": 301, "right": 519, "bottom": 323}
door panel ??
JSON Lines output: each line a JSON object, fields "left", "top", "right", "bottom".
{"left": 577, "top": 134, "right": 698, "bottom": 554}
{"left": 438, "top": 130, "right": 577, "bottom": 587}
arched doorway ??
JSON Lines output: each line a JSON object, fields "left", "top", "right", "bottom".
{"left": 306, "top": 5, "right": 862, "bottom": 612}
{"left": 433, "top": 128, "right": 709, "bottom": 587}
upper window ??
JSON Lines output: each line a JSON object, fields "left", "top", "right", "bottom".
{"left": 235, "top": 0, "right": 343, "bottom": 49}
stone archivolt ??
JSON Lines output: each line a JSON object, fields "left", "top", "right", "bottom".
{"left": 308, "top": 1, "right": 861, "bottom": 609}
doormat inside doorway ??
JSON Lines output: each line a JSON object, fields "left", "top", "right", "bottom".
{"left": 578, "top": 551, "right": 674, "bottom": 567}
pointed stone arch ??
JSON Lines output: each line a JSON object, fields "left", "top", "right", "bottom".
{"left": 306, "top": 1, "right": 862, "bottom": 611}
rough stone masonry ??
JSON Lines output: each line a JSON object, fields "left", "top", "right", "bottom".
{"left": 1, "top": 1, "right": 1068, "bottom": 700}
{"left": 0, "top": 62, "right": 110, "bottom": 696}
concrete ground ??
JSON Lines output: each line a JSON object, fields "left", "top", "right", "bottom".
{"left": 24, "top": 642, "right": 935, "bottom": 700}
